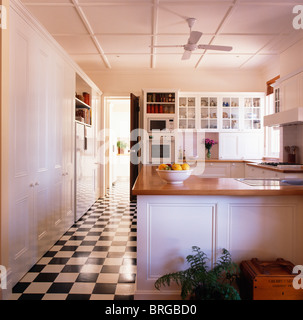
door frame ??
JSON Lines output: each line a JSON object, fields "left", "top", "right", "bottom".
{"left": 104, "top": 96, "right": 131, "bottom": 191}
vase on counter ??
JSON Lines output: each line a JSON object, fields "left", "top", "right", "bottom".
{"left": 206, "top": 149, "right": 211, "bottom": 159}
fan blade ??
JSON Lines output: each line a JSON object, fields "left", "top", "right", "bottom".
{"left": 150, "top": 45, "right": 185, "bottom": 48}
{"left": 188, "top": 31, "right": 202, "bottom": 44}
{"left": 198, "top": 44, "right": 233, "bottom": 51}
{"left": 182, "top": 50, "right": 192, "bottom": 60}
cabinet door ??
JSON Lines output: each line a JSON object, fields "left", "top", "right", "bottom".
{"left": 203, "top": 163, "right": 230, "bottom": 177}
{"left": 62, "top": 65, "right": 75, "bottom": 228}
{"left": 230, "top": 163, "right": 245, "bottom": 178}
{"left": 179, "top": 95, "right": 197, "bottom": 130}
{"left": 32, "top": 39, "right": 53, "bottom": 259}
{"left": 239, "top": 133, "right": 263, "bottom": 159}
{"left": 9, "top": 12, "right": 36, "bottom": 285}
{"left": 281, "top": 76, "right": 299, "bottom": 112}
{"left": 199, "top": 96, "right": 218, "bottom": 130}
{"left": 219, "top": 133, "right": 241, "bottom": 159}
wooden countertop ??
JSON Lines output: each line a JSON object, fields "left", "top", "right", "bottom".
{"left": 132, "top": 166, "right": 303, "bottom": 196}
{"left": 246, "top": 162, "right": 303, "bottom": 173}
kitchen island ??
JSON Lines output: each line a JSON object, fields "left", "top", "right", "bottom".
{"left": 132, "top": 165, "right": 303, "bottom": 299}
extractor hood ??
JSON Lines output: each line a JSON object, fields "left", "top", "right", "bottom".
{"left": 264, "top": 107, "right": 303, "bottom": 127}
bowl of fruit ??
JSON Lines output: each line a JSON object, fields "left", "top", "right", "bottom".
{"left": 156, "top": 163, "right": 193, "bottom": 184}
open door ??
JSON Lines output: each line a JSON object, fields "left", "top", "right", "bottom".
{"left": 130, "top": 93, "right": 140, "bottom": 201}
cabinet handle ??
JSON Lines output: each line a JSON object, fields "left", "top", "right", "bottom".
{"left": 35, "top": 182, "right": 39, "bottom": 186}
{"left": 29, "top": 183, "right": 34, "bottom": 187}
{"left": 65, "top": 172, "right": 68, "bottom": 176}
{"left": 62, "top": 173, "right": 66, "bottom": 176}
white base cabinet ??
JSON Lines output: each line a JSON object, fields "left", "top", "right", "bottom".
{"left": 193, "top": 161, "right": 245, "bottom": 178}
{"left": 136, "top": 194, "right": 303, "bottom": 300}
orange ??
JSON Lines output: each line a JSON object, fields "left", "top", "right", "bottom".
{"left": 172, "top": 163, "right": 182, "bottom": 171}
{"left": 182, "top": 163, "right": 190, "bottom": 170}
{"left": 158, "top": 164, "right": 167, "bottom": 170}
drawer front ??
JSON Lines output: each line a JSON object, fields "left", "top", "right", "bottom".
{"left": 203, "top": 163, "right": 230, "bottom": 178}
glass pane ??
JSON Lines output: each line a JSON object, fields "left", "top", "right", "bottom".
{"left": 188, "top": 119, "right": 195, "bottom": 129}
{"left": 209, "top": 108, "right": 217, "bottom": 119}
{"left": 253, "top": 98, "right": 260, "bottom": 107}
{"left": 223, "top": 98, "right": 230, "bottom": 107}
{"left": 231, "top": 120, "right": 239, "bottom": 129}
{"left": 231, "top": 98, "right": 239, "bottom": 107}
{"left": 223, "top": 120, "right": 230, "bottom": 129}
{"left": 222, "top": 110, "right": 230, "bottom": 119}
{"left": 244, "top": 120, "right": 252, "bottom": 130}
{"left": 179, "top": 119, "right": 186, "bottom": 129}
{"left": 201, "top": 97, "right": 208, "bottom": 106}
{"left": 209, "top": 120, "right": 217, "bottom": 129}
{"left": 209, "top": 98, "right": 217, "bottom": 106}
{"left": 201, "top": 109, "right": 208, "bottom": 118}
{"left": 253, "top": 120, "right": 261, "bottom": 129}
{"left": 188, "top": 98, "right": 195, "bottom": 106}
{"left": 179, "top": 108, "right": 187, "bottom": 118}
{"left": 179, "top": 97, "right": 186, "bottom": 106}
{"left": 188, "top": 108, "right": 195, "bottom": 118}
{"left": 201, "top": 120, "right": 209, "bottom": 129}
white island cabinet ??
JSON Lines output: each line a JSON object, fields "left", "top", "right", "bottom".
{"left": 133, "top": 166, "right": 303, "bottom": 300}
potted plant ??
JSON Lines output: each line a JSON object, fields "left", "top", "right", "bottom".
{"left": 117, "top": 140, "right": 127, "bottom": 154}
{"left": 154, "top": 246, "right": 241, "bottom": 300}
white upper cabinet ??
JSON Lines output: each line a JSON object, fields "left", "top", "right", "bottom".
{"left": 272, "top": 70, "right": 303, "bottom": 113}
{"left": 176, "top": 92, "right": 264, "bottom": 132}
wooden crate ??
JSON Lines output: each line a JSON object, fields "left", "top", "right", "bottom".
{"left": 239, "top": 258, "right": 303, "bottom": 300}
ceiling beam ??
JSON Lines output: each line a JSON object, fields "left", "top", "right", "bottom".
{"left": 195, "top": 0, "right": 239, "bottom": 69}
{"left": 71, "top": 0, "right": 111, "bottom": 69}
{"left": 151, "top": 0, "right": 159, "bottom": 68}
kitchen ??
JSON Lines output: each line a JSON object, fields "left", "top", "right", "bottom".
{"left": 1, "top": 0, "right": 303, "bottom": 301}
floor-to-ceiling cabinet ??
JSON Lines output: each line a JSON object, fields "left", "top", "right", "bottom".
{"left": 8, "top": 1, "right": 101, "bottom": 290}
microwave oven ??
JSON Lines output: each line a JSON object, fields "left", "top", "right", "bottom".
{"left": 148, "top": 118, "right": 175, "bottom": 133}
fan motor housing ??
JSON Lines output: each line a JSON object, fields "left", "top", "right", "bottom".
{"left": 184, "top": 44, "right": 197, "bottom": 51}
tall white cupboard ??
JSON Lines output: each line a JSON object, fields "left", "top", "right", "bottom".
{"left": 7, "top": 1, "right": 102, "bottom": 289}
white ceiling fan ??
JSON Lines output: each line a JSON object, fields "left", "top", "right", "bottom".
{"left": 152, "top": 17, "right": 233, "bottom": 60}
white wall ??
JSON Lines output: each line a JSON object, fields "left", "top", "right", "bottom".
{"left": 280, "top": 38, "right": 303, "bottom": 77}
{"left": 88, "top": 68, "right": 265, "bottom": 96}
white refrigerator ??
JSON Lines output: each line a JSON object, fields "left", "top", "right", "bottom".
{"left": 75, "top": 122, "right": 95, "bottom": 221}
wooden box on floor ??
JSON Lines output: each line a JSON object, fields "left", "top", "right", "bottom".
{"left": 239, "top": 258, "right": 303, "bottom": 300}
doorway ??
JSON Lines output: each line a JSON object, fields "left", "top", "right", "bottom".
{"left": 105, "top": 97, "right": 131, "bottom": 189}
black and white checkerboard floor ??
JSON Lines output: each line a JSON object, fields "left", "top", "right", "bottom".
{"left": 10, "top": 181, "right": 137, "bottom": 300}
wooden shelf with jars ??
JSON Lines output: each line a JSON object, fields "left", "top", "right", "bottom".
{"left": 145, "top": 91, "right": 176, "bottom": 115}
{"left": 75, "top": 74, "right": 92, "bottom": 126}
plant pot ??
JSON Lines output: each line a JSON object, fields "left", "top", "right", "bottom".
{"left": 118, "top": 148, "right": 124, "bottom": 155}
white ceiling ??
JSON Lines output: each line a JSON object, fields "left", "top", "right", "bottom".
{"left": 21, "top": 0, "right": 303, "bottom": 72}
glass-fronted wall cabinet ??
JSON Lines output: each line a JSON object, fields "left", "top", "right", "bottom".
{"left": 243, "top": 97, "right": 261, "bottom": 130}
{"left": 200, "top": 97, "right": 218, "bottom": 130}
{"left": 176, "top": 92, "right": 264, "bottom": 132}
{"left": 222, "top": 97, "right": 239, "bottom": 130}
{"left": 178, "top": 96, "right": 197, "bottom": 129}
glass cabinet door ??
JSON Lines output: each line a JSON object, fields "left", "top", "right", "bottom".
{"left": 222, "top": 97, "right": 239, "bottom": 130}
{"left": 200, "top": 97, "right": 218, "bottom": 130}
{"left": 243, "top": 97, "right": 261, "bottom": 130}
{"left": 178, "top": 97, "right": 196, "bottom": 129}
